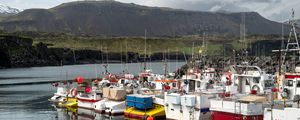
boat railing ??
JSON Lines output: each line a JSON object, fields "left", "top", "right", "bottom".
{"left": 231, "top": 65, "right": 263, "bottom": 76}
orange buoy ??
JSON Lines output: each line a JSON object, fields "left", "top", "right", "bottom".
{"left": 147, "top": 116, "right": 154, "bottom": 120}
{"left": 85, "top": 86, "right": 91, "bottom": 94}
{"left": 76, "top": 76, "right": 84, "bottom": 83}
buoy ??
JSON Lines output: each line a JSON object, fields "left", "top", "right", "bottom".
{"left": 63, "top": 81, "right": 68, "bottom": 85}
{"left": 85, "top": 86, "right": 91, "bottom": 94}
{"left": 76, "top": 76, "right": 84, "bottom": 83}
{"left": 272, "top": 88, "right": 278, "bottom": 92}
{"left": 250, "top": 90, "right": 257, "bottom": 95}
{"left": 52, "top": 82, "right": 59, "bottom": 87}
{"left": 164, "top": 85, "right": 171, "bottom": 90}
{"left": 147, "top": 116, "right": 154, "bottom": 120}
{"left": 94, "top": 79, "right": 98, "bottom": 83}
{"left": 227, "top": 73, "right": 232, "bottom": 80}
{"left": 70, "top": 88, "right": 77, "bottom": 97}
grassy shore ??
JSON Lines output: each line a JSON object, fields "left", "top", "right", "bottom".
{"left": 6, "top": 31, "right": 282, "bottom": 55}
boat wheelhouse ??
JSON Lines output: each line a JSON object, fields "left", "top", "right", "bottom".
{"left": 227, "top": 64, "right": 274, "bottom": 94}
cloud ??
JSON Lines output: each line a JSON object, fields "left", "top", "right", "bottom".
{"left": 0, "top": 0, "right": 298, "bottom": 22}
{"left": 117, "top": 0, "right": 299, "bottom": 22}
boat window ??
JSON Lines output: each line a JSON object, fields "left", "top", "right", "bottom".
{"left": 189, "top": 80, "right": 196, "bottom": 92}
{"left": 197, "top": 81, "right": 201, "bottom": 88}
{"left": 121, "top": 80, "right": 125, "bottom": 84}
{"left": 253, "top": 78, "right": 260, "bottom": 83}
{"left": 297, "top": 81, "right": 300, "bottom": 87}
{"left": 142, "top": 77, "right": 147, "bottom": 82}
{"left": 264, "top": 80, "right": 274, "bottom": 88}
{"left": 245, "top": 79, "right": 250, "bottom": 85}
{"left": 286, "top": 80, "right": 293, "bottom": 87}
{"left": 172, "top": 82, "right": 176, "bottom": 87}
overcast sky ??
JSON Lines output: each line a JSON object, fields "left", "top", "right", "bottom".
{"left": 0, "top": 0, "right": 299, "bottom": 22}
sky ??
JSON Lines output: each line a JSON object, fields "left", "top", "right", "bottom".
{"left": 0, "top": 0, "right": 299, "bottom": 22}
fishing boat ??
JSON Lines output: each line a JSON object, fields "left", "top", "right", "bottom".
{"left": 117, "top": 73, "right": 136, "bottom": 87}
{"left": 263, "top": 68, "right": 300, "bottom": 120}
{"left": 279, "top": 68, "right": 300, "bottom": 100}
{"left": 264, "top": 105, "right": 300, "bottom": 120}
{"left": 164, "top": 67, "right": 223, "bottom": 120}
{"left": 225, "top": 64, "right": 274, "bottom": 94}
{"left": 164, "top": 92, "right": 212, "bottom": 120}
{"left": 210, "top": 95, "right": 267, "bottom": 120}
{"left": 124, "top": 92, "right": 166, "bottom": 120}
{"left": 93, "top": 72, "right": 136, "bottom": 115}
{"left": 124, "top": 68, "right": 181, "bottom": 119}
{"left": 94, "top": 87, "right": 128, "bottom": 116}
{"left": 76, "top": 76, "right": 103, "bottom": 110}
{"left": 264, "top": 84, "right": 300, "bottom": 120}
{"left": 57, "top": 98, "right": 77, "bottom": 108}
{"left": 49, "top": 82, "right": 76, "bottom": 104}
{"left": 210, "top": 64, "right": 273, "bottom": 120}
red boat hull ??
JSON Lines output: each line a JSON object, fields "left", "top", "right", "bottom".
{"left": 211, "top": 111, "right": 263, "bottom": 120}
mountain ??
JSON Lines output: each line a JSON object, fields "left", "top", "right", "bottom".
{"left": 0, "top": 1, "right": 291, "bottom": 36}
{"left": 0, "top": 5, "right": 20, "bottom": 15}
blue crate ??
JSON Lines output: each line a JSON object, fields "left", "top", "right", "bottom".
{"left": 126, "top": 95, "right": 136, "bottom": 107}
{"left": 134, "top": 96, "right": 153, "bottom": 109}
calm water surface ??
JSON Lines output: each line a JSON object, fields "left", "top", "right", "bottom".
{"left": 0, "top": 62, "right": 185, "bottom": 120}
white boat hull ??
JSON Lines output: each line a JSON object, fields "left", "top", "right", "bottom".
{"left": 164, "top": 93, "right": 211, "bottom": 120}
{"left": 94, "top": 99, "right": 126, "bottom": 116}
{"left": 264, "top": 107, "right": 300, "bottom": 120}
{"left": 77, "top": 96, "right": 100, "bottom": 110}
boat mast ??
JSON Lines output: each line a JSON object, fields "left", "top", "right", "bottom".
{"left": 273, "top": 9, "right": 300, "bottom": 70}
{"left": 241, "top": 12, "right": 248, "bottom": 63}
{"left": 103, "top": 46, "right": 109, "bottom": 75}
{"left": 272, "top": 9, "right": 300, "bottom": 100}
{"left": 125, "top": 39, "right": 128, "bottom": 73}
{"left": 144, "top": 29, "right": 147, "bottom": 71}
{"left": 168, "top": 48, "right": 170, "bottom": 74}
{"left": 149, "top": 45, "right": 152, "bottom": 70}
{"left": 284, "top": 9, "right": 300, "bottom": 61}
{"left": 164, "top": 51, "right": 168, "bottom": 76}
{"left": 202, "top": 32, "right": 207, "bottom": 69}
{"left": 121, "top": 42, "right": 123, "bottom": 72}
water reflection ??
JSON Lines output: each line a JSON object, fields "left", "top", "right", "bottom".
{"left": 53, "top": 106, "right": 123, "bottom": 120}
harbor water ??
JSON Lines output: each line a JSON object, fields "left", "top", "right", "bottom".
{"left": 0, "top": 62, "right": 185, "bottom": 120}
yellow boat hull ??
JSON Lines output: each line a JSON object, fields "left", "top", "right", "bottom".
{"left": 58, "top": 97, "right": 78, "bottom": 108}
{"left": 124, "top": 104, "right": 165, "bottom": 120}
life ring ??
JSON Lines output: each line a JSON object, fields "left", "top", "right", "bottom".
{"left": 227, "top": 73, "right": 232, "bottom": 81}
{"left": 133, "top": 83, "right": 138, "bottom": 88}
{"left": 70, "top": 88, "right": 77, "bottom": 97}
{"left": 282, "top": 88, "right": 289, "bottom": 98}
{"left": 251, "top": 85, "right": 260, "bottom": 93}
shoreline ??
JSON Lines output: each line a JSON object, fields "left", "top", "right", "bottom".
{"left": 0, "top": 60, "right": 187, "bottom": 69}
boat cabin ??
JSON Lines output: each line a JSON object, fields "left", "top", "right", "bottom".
{"left": 180, "top": 68, "right": 219, "bottom": 93}
{"left": 283, "top": 73, "right": 300, "bottom": 100}
{"left": 229, "top": 65, "right": 274, "bottom": 94}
